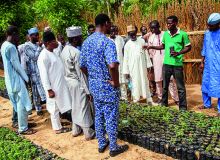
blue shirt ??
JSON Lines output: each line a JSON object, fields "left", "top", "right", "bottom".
{"left": 1, "top": 41, "right": 32, "bottom": 112}
{"left": 201, "top": 29, "right": 220, "bottom": 98}
{"left": 80, "top": 32, "right": 119, "bottom": 103}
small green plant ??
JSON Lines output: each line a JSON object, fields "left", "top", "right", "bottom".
{"left": 0, "top": 127, "right": 64, "bottom": 160}
{"left": 118, "top": 102, "right": 220, "bottom": 157}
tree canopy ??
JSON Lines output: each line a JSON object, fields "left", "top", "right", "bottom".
{"left": 0, "top": 0, "right": 219, "bottom": 42}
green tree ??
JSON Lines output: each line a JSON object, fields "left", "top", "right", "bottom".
{"left": 0, "top": 0, "right": 35, "bottom": 43}
{"left": 33, "top": 0, "right": 89, "bottom": 35}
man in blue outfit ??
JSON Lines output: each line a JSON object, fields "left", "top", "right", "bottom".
{"left": 1, "top": 26, "right": 36, "bottom": 134}
{"left": 24, "top": 27, "right": 46, "bottom": 116}
{"left": 80, "top": 14, "right": 129, "bottom": 157}
{"left": 199, "top": 13, "right": 220, "bottom": 117}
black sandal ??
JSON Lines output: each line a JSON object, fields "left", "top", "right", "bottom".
{"left": 55, "top": 127, "right": 71, "bottom": 134}
{"left": 61, "top": 121, "right": 71, "bottom": 126}
{"left": 109, "top": 145, "right": 129, "bottom": 157}
{"left": 28, "top": 123, "right": 37, "bottom": 128}
{"left": 12, "top": 123, "right": 18, "bottom": 129}
{"left": 20, "top": 128, "right": 37, "bottom": 135}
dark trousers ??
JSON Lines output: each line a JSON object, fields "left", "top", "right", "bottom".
{"left": 12, "top": 108, "right": 18, "bottom": 124}
{"left": 162, "top": 64, "right": 187, "bottom": 110}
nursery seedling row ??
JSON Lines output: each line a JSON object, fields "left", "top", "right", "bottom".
{"left": 118, "top": 102, "right": 220, "bottom": 160}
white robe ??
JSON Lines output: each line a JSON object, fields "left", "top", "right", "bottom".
{"left": 60, "top": 45, "right": 93, "bottom": 128}
{"left": 37, "top": 48, "right": 71, "bottom": 114}
{"left": 110, "top": 35, "right": 128, "bottom": 100}
{"left": 110, "top": 35, "right": 126, "bottom": 83}
{"left": 123, "top": 38, "right": 152, "bottom": 101}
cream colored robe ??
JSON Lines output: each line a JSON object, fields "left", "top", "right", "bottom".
{"left": 60, "top": 45, "right": 93, "bottom": 128}
{"left": 123, "top": 38, "right": 152, "bottom": 102}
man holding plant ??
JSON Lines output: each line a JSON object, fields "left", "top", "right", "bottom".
{"left": 199, "top": 13, "right": 220, "bottom": 117}
{"left": 145, "top": 15, "right": 191, "bottom": 110}
{"left": 123, "top": 24, "right": 156, "bottom": 105}
{"left": 148, "top": 20, "right": 179, "bottom": 105}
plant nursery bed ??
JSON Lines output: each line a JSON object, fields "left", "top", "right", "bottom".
{"left": 118, "top": 102, "right": 220, "bottom": 160}
{"left": 0, "top": 127, "right": 64, "bottom": 160}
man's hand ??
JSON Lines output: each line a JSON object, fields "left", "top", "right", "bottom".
{"left": 147, "top": 67, "right": 154, "bottom": 81}
{"left": 199, "top": 63, "right": 204, "bottom": 72}
{"left": 107, "top": 80, "right": 120, "bottom": 88}
{"left": 87, "top": 94, "right": 93, "bottom": 102}
{"left": 125, "top": 74, "right": 130, "bottom": 79}
{"left": 171, "top": 51, "right": 180, "bottom": 57}
{"left": 143, "top": 45, "right": 152, "bottom": 50}
{"left": 37, "top": 41, "right": 43, "bottom": 47}
{"left": 48, "top": 89, "right": 55, "bottom": 98}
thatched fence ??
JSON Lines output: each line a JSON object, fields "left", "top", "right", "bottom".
{"left": 112, "top": 0, "right": 220, "bottom": 84}
{"left": 183, "top": 31, "right": 204, "bottom": 84}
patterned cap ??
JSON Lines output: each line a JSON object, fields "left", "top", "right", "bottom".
{"left": 28, "top": 27, "right": 38, "bottom": 35}
{"left": 127, "top": 25, "right": 136, "bottom": 33}
{"left": 208, "top": 13, "right": 220, "bottom": 25}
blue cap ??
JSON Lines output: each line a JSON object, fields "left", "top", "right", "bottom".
{"left": 28, "top": 27, "right": 39, "bottom": 35}
{"left": 208, "top": 13, "right": 220, "bottom": 25}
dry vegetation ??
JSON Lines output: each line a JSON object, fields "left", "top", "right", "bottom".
{"left": 113, "top": 0, "right": 219, "bottom": 84}
{"left": 81, "top": 0, "right": 220, "bottom": 84}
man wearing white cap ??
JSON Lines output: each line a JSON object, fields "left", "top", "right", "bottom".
{"left": 60, "top": 26, "right": 95, "bottom": 140}
{"left": 123, "top": 25, "right": 157, "bottom": 105}
{"left": 199, "top": 13, "right": 220, "bottom": 116}
{"left": 24, "top": 27, "right": 46, "bottom": 116}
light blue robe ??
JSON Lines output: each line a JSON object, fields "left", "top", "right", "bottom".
{"left": 24, "top": 41, "right": 46, "bottom": 111}
{"left": 1, "top": 41, "right": 32, "bottom": 112}
{"left": 201, "top": 29, "right": 220, "bottom": 98}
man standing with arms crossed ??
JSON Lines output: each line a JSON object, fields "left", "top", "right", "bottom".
{"left": 80, "top": 14, "right": 129, "bottom": 157}
{"left": 146, "top": 16, "right": 191, "bottom": 110}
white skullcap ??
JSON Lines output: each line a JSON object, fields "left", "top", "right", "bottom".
{"left": 44, "top": 26, "right": 51, "bottom": 32}
{"left": 208, "top": 13, "right": 220, "bottom": 25}
{"left": 66, "top": 26, "right": 82, "bottom": 37}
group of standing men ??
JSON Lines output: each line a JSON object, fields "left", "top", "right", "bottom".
{"left": 0, "top": 12, "right": 220, "bottom": 157}
{"left": 110, "top": 16, "right": 190, "bottom": 110}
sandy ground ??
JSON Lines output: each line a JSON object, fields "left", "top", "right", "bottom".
{"left": 0, "top": 84, "right": 219, "bottom": 160}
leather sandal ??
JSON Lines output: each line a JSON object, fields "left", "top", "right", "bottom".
{"left": 20, "top": 128, "right": 37, "bottom": 135}
{"left": 55, "top": 127, "right": 71, "bottom": 134}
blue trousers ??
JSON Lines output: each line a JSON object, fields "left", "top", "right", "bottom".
{"left": 31, "top": 84, "right": 42, "bottom": 111}
{"left": 202, "top": 92, "right": 220, "bottom": 113}
{"left": 94, "top": 100, "right": 119, "bottom": 151}
{"left": 9, "top": 93, "right": 28, "bottom": 132}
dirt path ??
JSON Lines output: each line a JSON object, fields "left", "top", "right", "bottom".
{"left": 0, "top": 85, "right": 218, "bottom": 160}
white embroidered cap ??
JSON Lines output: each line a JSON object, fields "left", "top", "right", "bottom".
{"left": 66, "top": 26, "right": 82, "bottom": 37}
